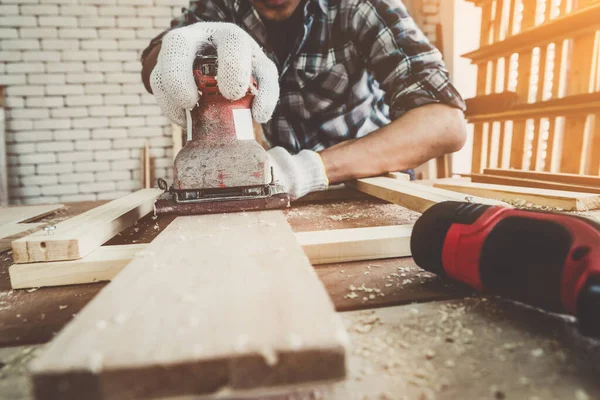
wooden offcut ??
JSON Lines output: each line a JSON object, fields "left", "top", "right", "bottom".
{"left": 347, "top": 177, "right": 506, "bottom": 213}
{"left": 10, "top": 225, "right": 414, "bottom": 289}
{"left": 29, "top": 211, "right": 347, "bottom": 399}
{"left": 11, "top": 189, "right": 161, "bottom": 263}
{"left": 434, "top": 180, "right": 600, "bottom": 211}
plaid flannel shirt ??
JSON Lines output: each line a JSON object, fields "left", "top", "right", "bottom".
{"left": 142, "top": 0, "right": 467, "bottom": 153}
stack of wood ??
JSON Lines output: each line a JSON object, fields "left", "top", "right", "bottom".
{"left": 435, "top": 169, "right": 600, "bottom": 212}
{"left": 464, "top": 0, "right": 600, "bottom": 176}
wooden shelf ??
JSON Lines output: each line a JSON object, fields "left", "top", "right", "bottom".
{"left": 462, "top": 3, "right": 600, "bottom": 63}
{"left": 467, "top": 92, "right": 600, "bottom": 123}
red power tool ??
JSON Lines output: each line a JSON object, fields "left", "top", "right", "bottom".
{"left": 154, "top": 54, "right": 289, "bottom": 215}
{"left": 410, "top": 201, "right": 600, "bottom": 337}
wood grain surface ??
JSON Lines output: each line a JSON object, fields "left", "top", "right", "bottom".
{"left": 30, "top": 211, "right": 347, "bottom": 399}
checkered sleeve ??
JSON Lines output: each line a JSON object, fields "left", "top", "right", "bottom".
{"left": 349, "top": 0, "right": 466, "bottom": 120}
{"left": 141, "top": 0, "right": 233, "bottom": 65}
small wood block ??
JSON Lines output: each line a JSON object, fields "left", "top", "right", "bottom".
{"left": 29, "top": 211, "right": 347, "bottom": 399}
{"left": 11, "top": 189, "right": 161, "bottom": 264}
{"left": 434, "top": 180, "right": 600, "bottom": 211}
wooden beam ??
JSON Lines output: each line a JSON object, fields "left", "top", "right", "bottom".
{"left": 11, "top": 189, "right": 161, "bottom": 264}
{"left": 29, "top": 211, "right": 347, "bottom": 399}
{"left": 434, "top": 180, "right": 600, "bottom": 210}
{"left": 346, "top": 177, "right": 507, "bottom": 213}
{"left": 10, "top": 225, "right": 414, "bottom": 289}
{"left": 468, "top": 173, "right": 600, "bottom": 194}
{"left": 482, "top": 168, "right": 600, "bottom": 186}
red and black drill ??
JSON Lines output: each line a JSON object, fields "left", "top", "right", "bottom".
{"left": 410, "top": 201, "right": 600, "bottom": 337}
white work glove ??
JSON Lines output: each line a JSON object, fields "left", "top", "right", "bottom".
{"left": 150, "top": 22, "right": 280, "bottom": 127}
{"left": 268, "top": 147, "right": 329, "bottom": 201}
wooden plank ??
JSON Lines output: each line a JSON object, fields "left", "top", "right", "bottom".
{"left": 560, "top": 33, "right": 598, "bottom": 173}
{"left": 0, "top": 204, "right": 64, "bottom": 226}
{"left": 9, "top": 244, "right": 147, "bottom": 289}
{"left": 483, "top": 168, "right": 600, "bottom": 186}
{"left": 10, "top": 225, "right": 414, "bottom": 289}
{"left": 434, "top": 180, "right": 600, "bottom": 210}
{"left": 590, "top": 112, "right": 600, "bottom": 175}
{"left": 29, "top": 211, "right": 347, "bottom": 399}
{"left": 346, "top": 177, "right": 507, "bottom": 213}
{"left": 544, "top": 39, "right": 566, "bottom": 171}
{"left": 471, "top": 123, "right": 485, "bottom": 173}
{"left": 466, "top": 91, "right": 600, "bottom": 122}
{"left": 11, "top": 189, "right": 161, "bottom": 264}
{"left": 468, "top": 172, "right": 600, "bottom": 193}
{"left": 509, "top": 1, "right": 536, "bottom": 168}
{"left": 462, "top": 3, "right": 600, "bottom": 62}
{"left": 298, "top": 225, "right": 412, "bottom": 265}
{"left": 530, "top": 44, "right": 550, "bottom": 170}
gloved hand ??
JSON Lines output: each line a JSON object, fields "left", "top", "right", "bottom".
{"left": 268, "top": 147, "right": 329, "bottom": 201}
{"left": 150, "top": 22, "right": 279, "bottom": 127}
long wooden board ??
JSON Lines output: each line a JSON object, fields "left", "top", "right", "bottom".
{"left": 11, "top": 189, "right": 161, "bottom": 264}
{"left": 0, "top": 204, "right": 64, "bottom": 226}
{"left": 347, "top": 177, "right": 507, "bottom": 213}
{"left": 434, "top": 181, "right": 600, "bottom": 211}
{"left": 483, "top": 168, "right": 600, "bottom": 187}
{"left": 30, "top": 211, "right": 347, "bottom": 399}
{"left": 9, "top": 244, "right": 146, "bottom": 289}
{"left": 10, "top": 225, "right": 414, "bottom": 289}
{"left": 296, "top": 225, "right": 412, "bottom": 265}
{"left": 468, "top": 173, "right": 600, "bottom": 194}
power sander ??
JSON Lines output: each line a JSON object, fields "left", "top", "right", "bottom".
{"left": 410, "top": 201, "right": 600, "bottom": 337}
{"left": 154, "top": 54, "right": 290, "bottom": 215}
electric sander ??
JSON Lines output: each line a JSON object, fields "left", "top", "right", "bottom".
{"left": 154, "top": 54, "right": 290, "bottom": 215}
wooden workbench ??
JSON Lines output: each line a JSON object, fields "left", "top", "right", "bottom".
{"left": 0, "top": 199, "right": 598, "bottom": 399}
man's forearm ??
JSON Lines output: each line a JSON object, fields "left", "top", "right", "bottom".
{"left": 319, "top": 104, "right": 467, "bottom": 184}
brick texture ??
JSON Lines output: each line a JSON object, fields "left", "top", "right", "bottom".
{"left": 1, "top": 0, "right": 183, "bottom": 204}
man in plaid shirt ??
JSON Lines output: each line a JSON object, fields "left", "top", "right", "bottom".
{"left": 141, "top": 0, "right": 467, "bottom": 200}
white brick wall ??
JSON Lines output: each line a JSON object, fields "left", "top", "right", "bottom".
{"left": 0, "top": 0, "right": 183, "bottom": 204}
